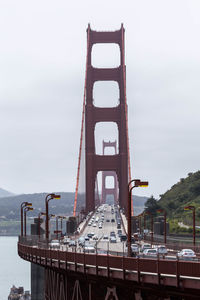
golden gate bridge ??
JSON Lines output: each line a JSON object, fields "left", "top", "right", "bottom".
{"left": 18, "top": 25, "right": 200, "bottom": 300}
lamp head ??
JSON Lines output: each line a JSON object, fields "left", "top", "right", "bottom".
{"left": 27, "top": 207, "right": 33, "bottom": 211}
{"left": 138, "top": 181, "right": 149, "bottom": 187}
{"left": 52, "top": 194, "right": 61, "bottom": 199}
{"left": 184, "top": 205, "right": 194, "bottom": 211}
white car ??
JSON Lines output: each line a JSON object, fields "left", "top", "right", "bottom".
{"left": 143, "top": 248, "right": 157, "bottom": 257}
{"left": 98, "top": 224, "right": 102, "bottom": 229}
{"left": 92, "top": 223, "right": 97, "bottom": 227}
{"left": 156, "top": 245, "right": 168, "bottom": 255}
{"left": 50, "top": 240, "right": 60, "bottom": 249}
{"left": 141, "top": 243, "right": 151, "bottom": 252}
{"left": 63, "top": 237, "right": 70, "bottom": 245}
{"left": 177, "top": 249, "right": 196, "bottom": 260}
{"left": 69, "top": 240, "right": 76, "bottom": 247}
{"left": 84, "top": 245, "right": 95, "bottom": 253}
{"left": 103, "top": 235, "right": 109, "bottom": 240}
{"left": 110, "top": 236, "right": 117, "bottom": 243}
{"left": 131, "top": 244, "right": 139, "bottom": 254}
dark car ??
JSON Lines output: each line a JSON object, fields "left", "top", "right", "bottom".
{"left": 120, "top": 235, "right": 127, "bottom": 242}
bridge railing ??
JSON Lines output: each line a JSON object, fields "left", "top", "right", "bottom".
{"left": 18, "top": 235, "right": 200, "bottom": 259}
{"left": 18, "top": 235, "right": 126, "bottom": 256}
{"left": 18, "top": 238, "right": 200, "bottom": 286}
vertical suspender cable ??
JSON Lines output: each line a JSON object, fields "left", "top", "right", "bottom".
{"left": 73, "top": 27, "right": 90, "bottom": 216}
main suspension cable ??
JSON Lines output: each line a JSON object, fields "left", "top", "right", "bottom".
{"left": 73, "top": 27, "right": 90, "bottom": 217}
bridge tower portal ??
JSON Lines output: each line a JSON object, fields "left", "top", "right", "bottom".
{"left": 101, "top": 140, "right": 119, "bottom": 205}
{"left": 85, "top": 24, "right": 129, "bottom": 214}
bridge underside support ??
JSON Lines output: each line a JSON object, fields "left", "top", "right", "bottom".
{"left": 44, "top": 268, "right": 198, "bottom": 300}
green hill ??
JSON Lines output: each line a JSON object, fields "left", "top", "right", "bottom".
{"left": 158, "top": 171, "right": 200, "bottom": 222}
{"left": 145, "top": 171, "right": 200, "bottom": 233}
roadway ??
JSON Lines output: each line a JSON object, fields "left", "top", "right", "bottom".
{"left": 81, "top": 204, "right": 126, "bottom": 253}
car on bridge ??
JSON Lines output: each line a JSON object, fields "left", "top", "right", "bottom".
{"left": 110, "top": 236, "right": 117, "bottom": 243}
{"left": 103, "top": 235, "right": 109, "bottom": 240}
{"left": 156, "top": 245, "right": 168, "bottom": 255}
{"left": 118, "top": 229, "right": 122, "bottom": 236}
{"left": 83, "top": 244, "right": 95, "bottom": 253}
{"left": 49, "top": 240, "right": 60, "bottom": 249}
{"left": 131, "top": 244, "right": 139, "bottom": 256}
{"left": 142, "top": 248, "right": 157, "bottom": 258}
{"left": 177, "top": 249, "right": 196, "bottom": 260}
{"left": 140, "top": 243, "right": 151, "bottom": 252}
{"left": 120, "top": 234, "right": 127, "bottom": 242}
{"left": 78, "top": 237, "right": 85, "bottom": 246}
{"left": 110, "top": 231, "right": 116, "bottom": 237}
{"left": 68, "top": 240, "right": 76, "bottom": 247}
{"left": 63, "top": 236, "right": 70, "bottom": 245}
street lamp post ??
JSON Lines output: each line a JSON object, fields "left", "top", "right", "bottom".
{"left": 184, "top": 206, "right": 196, "bottom": 246}
{"left": 24, "top": 207, "right": 33, "bottom": 236}
{"left": 128, "top": 179, "right": 149, "bottom": 257}
{"left": 157, "top": 209, "right": 167, "bottom": 244}
{"left": 20, "top": 202, "right": 32, "bottom": 236}
{"left": 45, "top": 194, "right": 61, "bottom": 240}
{"left": 38, "top": 212, "right": 46, "bottom": 241}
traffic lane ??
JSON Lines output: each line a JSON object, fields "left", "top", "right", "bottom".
{"left": 96, "top": 207, "right": 126, "bottom": 252}
{"left": 75, "top": 205, "right": 127, "bottom": 252}
{"left": 80, "top": 208, "right": 116, "bottom": 246}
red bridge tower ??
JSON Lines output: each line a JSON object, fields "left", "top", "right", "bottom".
{"left": 85, "top": 24, "right": 129, "bottom": 214}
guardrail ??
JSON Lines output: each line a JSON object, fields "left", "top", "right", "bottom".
{"left": 18, "top": 237, "right": 200, "bottom": 290}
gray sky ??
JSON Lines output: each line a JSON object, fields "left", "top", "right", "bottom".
{"left": 0, "top": 0, "right": 200, "bottom": 199}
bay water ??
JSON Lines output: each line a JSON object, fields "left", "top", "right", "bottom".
{"left": 0, "top": 236, "right": 30, "bottom": 300}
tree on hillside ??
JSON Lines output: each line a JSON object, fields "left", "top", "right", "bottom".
{"left": 144, "top": 195, "right": 160, "bottom": 215}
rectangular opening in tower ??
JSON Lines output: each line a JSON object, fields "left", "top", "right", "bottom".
{"left": 92, "top": 44, "right": 120, "bottom": 68}
{"left": 93, "top": 81, "right": 119, "bottom": 107}
{"left": 95, "top": 122, "right": 119, "bottom": 155}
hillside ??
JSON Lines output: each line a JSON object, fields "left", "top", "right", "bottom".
{"left": 0, "top": 192, "right": 75, "bottom": 220}
{"left": 0, "top": 188, "right": 14, "bottom": 198}
{"left": 144, "top": 171, "right": 200, "bottom": 231}
{"left": 0, "top": 192, "right": 147, "bottom": 220}
{"left": 0, "top": 192, "right": 147, "bottom": 235}
{"left": 158, "top": 171, "right": 200, "bottom": 222}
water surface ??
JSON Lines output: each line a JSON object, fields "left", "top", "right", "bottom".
{"left": 0, "top": 236, "right": 30, "bottom": 300}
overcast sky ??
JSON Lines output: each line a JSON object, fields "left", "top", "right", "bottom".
{"left": 0, "top": 0, "right": 200, "bottom": 200}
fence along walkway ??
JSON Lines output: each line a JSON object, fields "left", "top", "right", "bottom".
{"left": 18, "top": 241, "right": 200, "bottom": 291}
